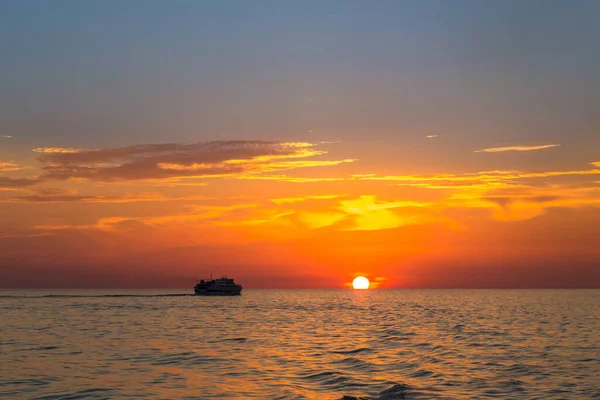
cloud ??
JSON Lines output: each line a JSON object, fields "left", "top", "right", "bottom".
{"left": 236, "top": 175, "right": 348, "bottom": 183}
{"left": 0, "top": 162, "right": 22, "bottom": 172}
{"left": 352, "top": 163, "right": 600, "bottom": 221}
{"left": 270, "top": 194, "right": 346, "bottom": 205}
{"left": 591, "top": 161, "right": 600, "bottom": 167}
{"left": 339, "top": 196, "right": 432, "bottom": 213}
{"left": 338, "top": 195, "right": 436, "bottom": 231}
{"left": 32, "top": 202, "right": 262, "bottom": 232}
{"left": 32, "top": 141, "right": 354, "bottom": 184}
{"left": 0, "top": 232, "right": 52, "bottom": 239}
{"left": 0, "top": 135, "right": 13, "bottom": 139}
{"left": 92, "top": 179, "right": 208, "bottom": 188}
{"left": 474, "top": 144, "right": 560, "bottom": 153}
{"left": 33, "top": 217, "right": 135, "bottom": 232}
{"left": 198, "top": 195, "right": 440, "bottom": 234}
{"left": 211, "top": 195, "right": 441, "bottom": 234}
{"left": 426, "top": 135, "right": 438, "bottom": 139}
{"left": 0, "top": 191, "right": 211, "bottom": 204}
{"left": 294, "top": 211, "right": 347, "bottom": 230}
{"left": 483, "top": 195, "right": 562, "bottom": 208}
{"left": 0, "top": 177, "right": 39, "bottom": 188}
{"left": 354, "top": 167, "right": 600, "bottom": 185}
{"left": 33, "top": 147, "right": 83, "bottom": 153}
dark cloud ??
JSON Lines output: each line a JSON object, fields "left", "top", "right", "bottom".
{"left": 33, "top": 188, "right": 77, "bottom": 196}
{"left": 484, "top": 195, "right": 563, "bottom": 207}
{"left": 529, "top": 195, "right": 562, "bottom": 203}
{"left": 483, "top": 197, "right": 513, "bottom": 208}
{"left": 0, "top": 177, "right": 39, "bottom": 188}
{"left": 1, "top": 191, "right": 208, "bottom": 204}
{"left": 38, "top": 141, "right": 302, "bottom": 165}
{"left": 33, "top": 141, "right": 344, "bottom": 182}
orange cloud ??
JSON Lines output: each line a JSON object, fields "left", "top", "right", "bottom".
{"left": 0, "top": 162, "right": 22, "bottom": 172}
{"left": 295, "top": 211, "right": 346, "bottom": 229}
{"left": 0, "top": 231, "right": 52, "bottom": 239}
{"left": 236, "top": 175, "right": 348, "bottom": 183}
{"left": 33, "top": 216, "right": 134, "bottom": 232}
{"left": 270, "top": 194, "right": 346, "bottom": 205}
{"left": 33, "top": 147, "right": 83, "bottom": 153}
{"left": 474, "top": 144, "right": 560, "bottom": 153}
{"left": 354, "top": 167, "right": 600, "bottom": 186}
{"left": 32, "top": 202, "right": 262, "bottom": 232}
{"left": 0, "top": 191, "right": 212, "bottom": 204}
{"left": 352, "top": 164, "right": 600, "bottom": 222}
{"left": 200, "top": 195, "right": 440, "bottom": 235}
{"left": 338, "top": 195, "right": 437, "bottom": 231}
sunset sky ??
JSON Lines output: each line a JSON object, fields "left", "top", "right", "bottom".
{"left": 1, "top": 1, "right": 599, "bottom": 288}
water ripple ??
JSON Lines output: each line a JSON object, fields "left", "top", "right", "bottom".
{"left": 1, "top": 289, "right": 599, "bottom": 399}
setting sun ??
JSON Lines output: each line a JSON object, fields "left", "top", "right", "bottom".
{"left": 352, "top": 276, "right": 370, "bottom": 290}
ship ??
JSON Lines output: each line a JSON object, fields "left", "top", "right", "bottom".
{"left": 194, "top": 276, "right": 243, "bottom": 296}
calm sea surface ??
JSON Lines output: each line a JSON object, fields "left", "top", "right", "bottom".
{"left": 1, "top": 290, "right": 599, "bottom": 399}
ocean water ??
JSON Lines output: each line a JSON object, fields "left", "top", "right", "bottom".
{"left": 1, "top": 290, "right": 599, "bottom": 400}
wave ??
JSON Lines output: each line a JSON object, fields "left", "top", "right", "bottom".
{"left": 342, "top": 383, "right": 414, "bottom": 400}
{"left": 30, "top": 388, "right": 117, "bottom": 399}
{"left": 332, "top": 347, "right": 371, "bottom": 355}
{"left": 2, "top": 290, "right": 598, "bottom": 399}
{"left": 0, "top": 294, "right": 193, "bottom": 299}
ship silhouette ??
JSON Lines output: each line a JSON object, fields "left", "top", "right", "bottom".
{"left": 194, "top": 276, "right": 243, "bottom": 296}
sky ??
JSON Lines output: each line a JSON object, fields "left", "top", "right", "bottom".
{"left": 1, "top": 0, "right": 599, "bottom": 288}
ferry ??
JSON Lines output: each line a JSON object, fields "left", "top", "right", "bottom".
{"left": 194, "top": 276, "right": 243, "bottom": 296}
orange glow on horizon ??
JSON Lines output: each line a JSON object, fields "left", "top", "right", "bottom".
{"left": 1, "top": 139, "right": 599, "bottom": 289}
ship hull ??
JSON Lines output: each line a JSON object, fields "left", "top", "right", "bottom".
{"left": 194, "top": 289, "right": 242, "bottom": 296}
{"left": 194, "top": 277, "right": 243, "bottom": 296}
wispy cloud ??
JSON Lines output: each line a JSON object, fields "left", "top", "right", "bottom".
{"left": 0, "top": 162, "right": 22, "bottom": 172}
{"left": 236, "top": 175, "right": 349, "bottom": 183}
{"left": 33, "top": 147, "right": 83, "bottom": 153}
{"left": 0, "top": 177, "right": 39, "bottom": 188}
{"left": 338, "top": 195, "right": 437, "bottom": 231}
{"left": 0, "top": 191, "right": 211, "bottom": 204}
{"left": 270, "top": 194, "right": 346, "bottom": 205}
{"left": 353, "top": 166, "right": 600, "bottom": 185}
{"left": 351, "top": 163, "right": 600, "bottom": 221}
{"left": 214, "top": 195, "right": 440, "bottom": 233}
{"left": 32, "top": 203, "right": 261, "bottom": 232}
{"left": 426, "top": 135, "right": 438, "bottom": 139}
{"left": 474, "top": 144, "right": 560, "bottom": 153}
{"left": 0, "top": 135, "right": 13, "bottom": 139}
{"left": 0, "top": 232, "right": 52, "bottom": 239}
{"left": 33, "top": 217, "right": 136, "bottom": 232}
{"left": 32, "top": 141, "right": 354, "bottom": 184}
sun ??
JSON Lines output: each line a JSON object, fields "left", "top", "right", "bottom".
{"left": 352, "top": 276, "right": 370, "bottom": 290}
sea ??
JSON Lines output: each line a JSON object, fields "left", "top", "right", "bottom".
{"left": 1, "top": 289, "right": 599, "bottom": 399}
